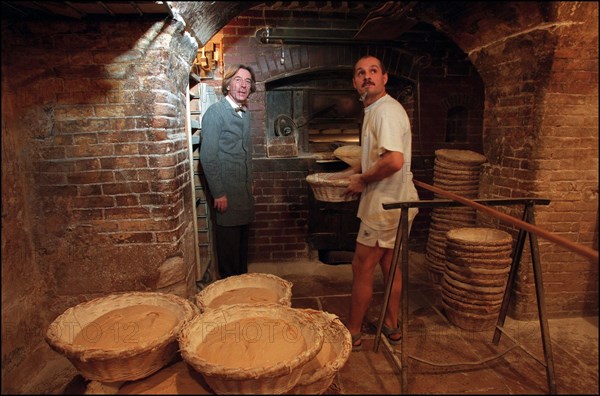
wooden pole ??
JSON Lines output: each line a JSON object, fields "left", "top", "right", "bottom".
{"left": 413, "top": 179, "right": 599, "bottom": 263}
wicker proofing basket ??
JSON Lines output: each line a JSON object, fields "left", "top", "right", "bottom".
{"left": 45, "top": 292, "right": 199, "bottom": 382}
{"left": 178, "top": 304, "right": 324, "bottom": 395}
{"left": 287, "top": 309, "right": 352, "bottom": 395}
{"left": 306, "top": 173, "right": 358, "bottom": 202}
{"left": 446, "top": 227, "right": 513, "bottom": 247}
{"left": 195, "top": 273, "right": 293, "bottom": 313}
{"left": 442, "top": 301, "right": 498, "bottom": 331}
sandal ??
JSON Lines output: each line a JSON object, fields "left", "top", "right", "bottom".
{"left": 381, "top": 323, "right": 402, "bottom": 345}
{"left": 369, "top": 320, "right": 402, "bottom": 345}
{"left": 351, "top": 333, "right": 363, "bottom": 352}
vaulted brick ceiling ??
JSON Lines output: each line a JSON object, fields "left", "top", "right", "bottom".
{"left": 1, "top": 1, "right": 553, "bottom": 57}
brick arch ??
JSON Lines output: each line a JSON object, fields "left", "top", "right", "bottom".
{"left": 252, "top": 45, "right": 424, "bottom": 84}
{"left": 169, "top": 2, "right": 254, "bottom": 46}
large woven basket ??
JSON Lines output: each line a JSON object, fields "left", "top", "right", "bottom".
{"left": 446, "top": 227, "right": 513, "bottom": 247}
{"left": 195, "top": 273, "right": 293, "bottom": 313}
{"left": 306, "top": 173, "right": 358, "bottom": 202}
{"left": 179, "top": 304, "right": 324, "bottom": 395}
{"left": 45, "top": 292, "right": 198, "bottom": 382}
{"left": 287, "top": 309, "right": 351, "bottom": 395}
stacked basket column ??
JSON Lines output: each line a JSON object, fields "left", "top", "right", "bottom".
{"left": 425, "top": 149, "right": 487, "bottom": 284}
{"left": 441, "top": 227, "right": 513, "bottom": 331}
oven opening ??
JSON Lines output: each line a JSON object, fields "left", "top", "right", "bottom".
{"left": 266, "top": 69, "right": 413, "bottom": 157}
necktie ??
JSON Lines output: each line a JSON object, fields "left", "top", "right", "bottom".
{"left": 234, "top": 106, "right": 246, "bottom": 113}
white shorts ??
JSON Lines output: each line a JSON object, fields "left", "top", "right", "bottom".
{"left": 356, "top": 222, "right": 397, "bottom": 249}
{"left": 356, "top": 221, "right": 413, "bottom": 249}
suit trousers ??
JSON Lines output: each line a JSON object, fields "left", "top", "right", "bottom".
{"left": 215, "top": 224, "right": 249, "bottom": 278}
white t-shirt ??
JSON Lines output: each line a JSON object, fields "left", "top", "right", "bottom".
{"left": 357, "top": 94, "right": 419, "bottom": 230}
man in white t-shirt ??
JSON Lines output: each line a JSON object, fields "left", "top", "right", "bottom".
{"left": 332, "top": 55, "right": 419, "bottom": 351}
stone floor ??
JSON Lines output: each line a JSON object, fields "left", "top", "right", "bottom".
{"left": 62, "top": 251, "right": 598, "bottom": 395}
{"left": 249, "top": 251, "right": 599, "bottom": 395}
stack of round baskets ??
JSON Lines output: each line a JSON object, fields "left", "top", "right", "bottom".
{"left": 433, "top": 149, "right": 486, "bottom": 199}
{"left": 441, "top": 227, "right": 513, "bottom": 331}
{"left": 195, "top": 272, "right": 293, "bottom": 312}
{"left": 178, "top": 303, "right": 325, "bottom": 394}
{"left": 45, "top": 292, "right": 198, "bottom": 383}
{"left": 425, "top": 149, "right": 487, "bottom": 284}
{"left": 306, "top": 173, "right": 357, "bottom": 202}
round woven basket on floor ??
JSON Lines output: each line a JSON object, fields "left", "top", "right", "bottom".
{"left": 306, "top": 173, "right": 358, "bottom": 202}
{"left": 442, "top": 294, "right": 502, "bottom": 315}
{"left": 195, "top": 273, "right": 293, "bottom": 313}
{"left": 45, "top": 292, "right": 198, "bottom": 382}
{"left": 179, "top": 304, "right": 324, "bottom": 395}
{"left": 287, "top": 309, "right": 352, "bottom": 395}
{"left": 445, "top": 261, "right": 510, "bottom": 279}
{"left": 441, "top": 285, "right": 504, "bottom": 307}
{"left": 442, "top": 273, "right": 505, "bottom": 295}
{"left": 441, "top": 276, "right": 504, "bottom": 303}
{"left": 446, "top": 227, "right": 513, "bottom": 247}
{"left": 445, "top": 263, "right": 508, "bottom": 287}
{"left": 442, "top": 301, "right": 498, "bottom": 331}
{"left": 445, "top": 252, "right": 513, "bottom": 269}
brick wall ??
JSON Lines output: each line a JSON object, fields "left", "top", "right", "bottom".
{"left": 517, "top": 3, "right": 599, "bottom": 317}
{"left": 1, "top": 16, "right": 198, "bottom": 393}
{"left": 431, "top": 1, "right": 599, "bottom": 318}
{"left": 252, "top": 165, "right": 310, "bottom": 261}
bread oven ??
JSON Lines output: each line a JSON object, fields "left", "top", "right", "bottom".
{"left": 266, "top": 70, "right": 358, "bottom": 158}
{"left": 266, "top": 69, "right": 413, "bottom": 158}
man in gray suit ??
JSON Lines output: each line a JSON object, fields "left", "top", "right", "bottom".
{"left": 200, "top": 64, "right": 257, "bottom": 278}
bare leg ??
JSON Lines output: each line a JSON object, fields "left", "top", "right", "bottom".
{"left": 379, "top": 247, "right": 402, "bottom": 336}
{"left": 347, "top": 242, "right": 385, "bottom": 337}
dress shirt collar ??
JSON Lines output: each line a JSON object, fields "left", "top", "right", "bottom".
{"left": 225, "top": 95, "right": 245, "bottom": 117}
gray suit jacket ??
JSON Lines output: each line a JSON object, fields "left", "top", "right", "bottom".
{"left": 199, "top": 97, "right": 254, "bottom": 226}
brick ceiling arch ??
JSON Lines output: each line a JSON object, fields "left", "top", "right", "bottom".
{"left": 167, "top": 2, "right": 552, "bottom": 62}
{"left": 168, "top": 1, "right": 256, "bottom": 47}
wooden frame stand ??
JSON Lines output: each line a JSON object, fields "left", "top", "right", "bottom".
{"left": 376, "top": 197, "right": 558, "bottom": 394}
